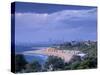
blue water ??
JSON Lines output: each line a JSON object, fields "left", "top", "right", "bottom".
{"left": 15, "top": 44, "right": 51, "bottom": 64}
{"left": 24, "top": 54, "right": 48, "bottom": 64}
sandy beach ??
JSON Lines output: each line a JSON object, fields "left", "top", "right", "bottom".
{"left": 22, "top": 47, "right": 81, "bottom": 62}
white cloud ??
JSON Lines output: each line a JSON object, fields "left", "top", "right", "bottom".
{"left": 14, "top": 8, "right": 97, "bottom": 43}
{"left": 15, "top": 8, "right": 97, "bottom": 28}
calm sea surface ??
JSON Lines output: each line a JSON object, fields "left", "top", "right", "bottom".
{"left": 15, "top": 45, "right": 52, "bottom": 64}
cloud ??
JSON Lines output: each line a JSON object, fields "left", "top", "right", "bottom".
{"left": 14, "top": 8, "right": 97, "bottom": 43}
{"left": 15, "top": 8, "right": 97, "bottom": 29}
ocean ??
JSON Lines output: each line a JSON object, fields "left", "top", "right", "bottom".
{"left": 15, "top": 44, "right": 52, "bottom": 64}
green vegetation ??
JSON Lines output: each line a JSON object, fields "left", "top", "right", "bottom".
{"left": 25, "top": 61, "right": 42, "bottom": 72}
{"left": 15, "top": 40, "right": 97, "bottom": 73}
{"left": 57, "top": 40, "right": 97, "bottom": 70}
{"left": 64, "top": 57, "right": 97, "bottom": 70}
{"left": 15, "top": 54, "right": 42, "bottom": 73}
{"left": 15, "top": 54, "right": 27, "bottom": 73}
{"left": 44, "top": 56, "right": 65, "bottom": 71}
{"left": 58, "top": 40, "right": 97, "bottom": 58}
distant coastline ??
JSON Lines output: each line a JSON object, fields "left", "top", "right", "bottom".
{"left": 22, "top": 47, "right": 86, "bottom": 62}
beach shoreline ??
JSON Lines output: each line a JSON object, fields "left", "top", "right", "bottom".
{"left": 22, "top": 47, "right": 84, "bottom": 62}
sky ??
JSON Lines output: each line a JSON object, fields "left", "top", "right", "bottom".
{"left": 13, "top": 2, "right": 97, "bottom": 44}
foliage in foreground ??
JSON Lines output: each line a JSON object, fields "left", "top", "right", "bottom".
{"left": 15, "top": 54, "right": 27, "bottom": 73}
{"left": 15, "top": 41, "right": 97, "bottom": 73}
{"left": 15, "top": 54, "right": 97, "bottom": 73}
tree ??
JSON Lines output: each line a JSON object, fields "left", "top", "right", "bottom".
{"left": 25, "top": 61, "right": 42, "bottom": 72}
{"left": 69, "top": 57, "right": 97, "bottom": 69}
{"left": 70, "top": 55, "right": 81, "bottom": 63}
{"left": 64, "top": 56, "right": 97, "bottom": 70}
{"left": 44, "top": 56, "right": 65, "bottom": 71}
{"left": 78, "top": 57, "right": 97, "bottom": 69}
{"left": 15, "top": 54, "right": 28, "bottom": 73}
